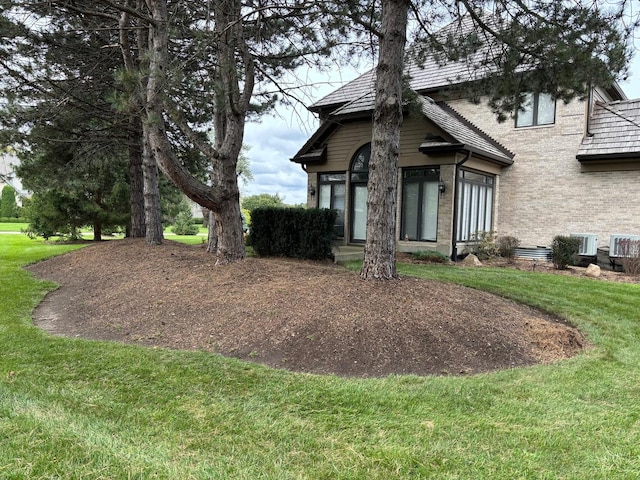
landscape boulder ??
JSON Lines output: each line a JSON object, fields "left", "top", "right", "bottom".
{"left": 585, "top": 263, "right": 601, "bottom": 278}
{"left": 461, "top": 254, "right": 483, "bottom": 266}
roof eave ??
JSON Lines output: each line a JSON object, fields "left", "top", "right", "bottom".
{"left": 290, "top": 145, "right": 327, "bottom": 165}
{"left": 577, "top": 152, "right": 640, "bottom": 162}
{"left": 419, "top": 143, "right": 514, "bottom": 166}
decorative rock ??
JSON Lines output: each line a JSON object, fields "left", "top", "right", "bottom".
{"left": 585, "top": 263, "right": 601, "bottom": 278}
{"left": 461, "top": 253, "right": 483, "bottom": 266}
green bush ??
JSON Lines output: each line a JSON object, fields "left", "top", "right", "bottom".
{"left": 249, "top": 207, "right": 337, "bottom": 260}
{"left": 496, "top": 235, "right": 521, "bottom": 262}
{"left": 0, "top": 185, "right": 19, "bottom": 218}
{"left": 410, "top": 250, "right": 450, "bottom": 264}
{"left": 172, "top": 210, "right": 199, "bottom": 235}
{"left": 551, "top": 235, "right": 581, "bottom": 270}
{"left": 0, "top": 217, "right": 28, "bottom": 223}
{"left": 468, "top": 231, "right": 499, "bottom": 260}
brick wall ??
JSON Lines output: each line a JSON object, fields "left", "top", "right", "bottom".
{"left": 447, "top": 97, "right": 640, "bottom": 249}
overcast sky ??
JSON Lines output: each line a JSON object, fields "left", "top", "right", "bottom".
{"left": 242, "top": 54, "right": 640, "bottom": 206}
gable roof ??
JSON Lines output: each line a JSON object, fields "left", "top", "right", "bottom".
{"left": 577, "top": 99, "right": 640, "bottom": 161}
{"left": 418, "top": 97, "right": 513, "bottom": 164}
{"left": 291, "top": 93, "right": 514, "bottom": 166}
{"left": 310, "top": 14, "right": 501, "bottom": 113}
{"left": 311, "top": 12, "right": 627, "bottom": 114}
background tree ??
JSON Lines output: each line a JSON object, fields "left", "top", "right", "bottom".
{"left": 0, "top": 186, "right": 19, "bottom": 218}
{"left": 0, "top": 2, "right": 154, "bottom": 239}
{"left": 16, "top": 116, "right": 130, "bottom": 240}
{"left": 241, "top": 193, "right": 287, "bottom": 212}
{"left": 117, "top": 0, "right": 347, "bottom": 263}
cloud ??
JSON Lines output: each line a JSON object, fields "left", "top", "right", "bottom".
{"left": 242, "top": 115, "right": 317, "bottom": 205}
{"left": 240, "top": 65, "right": 363, "bottom": 205}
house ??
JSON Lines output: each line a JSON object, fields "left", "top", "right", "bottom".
{"left": 291, "top": 32, "right": 640, "bottom": 260}
{"left": 0, "top": 153, "right": 28, "bottom": 207}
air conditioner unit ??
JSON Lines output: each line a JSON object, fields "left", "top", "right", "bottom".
{"left": 609, "top": 234, "right": 640, "bottom": 257}
{"left": 570, "top": 233, "right": 598, "bottom": 256}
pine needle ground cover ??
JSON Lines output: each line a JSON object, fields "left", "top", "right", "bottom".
{"left": 1, "top": 234, "right": 639, "bottom": 479}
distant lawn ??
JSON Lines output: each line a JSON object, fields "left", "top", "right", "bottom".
{"left": 0, "top": 222, "right": 28, "bottom": 232}
{"left": 163, "top": 232, "right": 207, "bottom": 245}
{"left": 2, "top": 234, "right": 640, "bottom": 478}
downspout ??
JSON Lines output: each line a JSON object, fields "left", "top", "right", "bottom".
{"left": 586, "top": 83, "right": 594, "bottom": 137}
{"left": 450, "top": 150, "right": 472, "bottom": 261}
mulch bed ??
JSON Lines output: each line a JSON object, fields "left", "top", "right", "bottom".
{"left": 28, "top": 239, "right": 588, "bottom": 377}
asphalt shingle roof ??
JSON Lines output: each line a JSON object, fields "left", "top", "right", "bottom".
{"left": 418, "top": 97, "right": 513, "bottom": 163}
{"left": 577, "top": 100, "right": 640, "bottom": 160}
{"left": 292, "top": 93, "right": 513, "bottom": 165}
{"left": 311, "top": 13, "right": 502, "bottom": 112}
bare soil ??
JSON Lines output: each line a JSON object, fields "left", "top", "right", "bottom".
{"left": 26, "top": 239, "right": 598, "bottom": 377}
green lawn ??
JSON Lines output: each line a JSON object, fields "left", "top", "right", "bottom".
{"left": 0, "top": 222, "right": 28, "bottom": 232}
{"left": 2, "top": 235, "right": 640, "bottom": 478}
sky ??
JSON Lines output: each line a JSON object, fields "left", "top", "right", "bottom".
{"left": 241, "top": 53, "right": 640, "bottom": 206}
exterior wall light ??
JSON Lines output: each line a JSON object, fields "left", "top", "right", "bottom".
{"left": 309, "top": 185, "right": 316, "bottom": 196}
{"left": 438, "top": 179, "right": 446, "bottom": 195}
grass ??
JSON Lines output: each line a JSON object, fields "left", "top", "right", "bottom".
{"left": 0, "top": 222, "right": 28, "bottom": 232}
{"left": 2, "top": 237, "right": 640, "bottom": 478}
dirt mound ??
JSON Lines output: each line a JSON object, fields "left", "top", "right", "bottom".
{"left": 27, "top": 239, "right": 586, "bottom": 377}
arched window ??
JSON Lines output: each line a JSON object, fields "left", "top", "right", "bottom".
{"left": 350, "top": 143, "right": 370, "bottom": 242}
{"left": 350, "top": 143, "right": 370, "bottom": 183}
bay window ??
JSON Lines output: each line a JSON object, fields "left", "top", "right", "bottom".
{"left": 457, "top": 170, "right": 494, "bottom": 242}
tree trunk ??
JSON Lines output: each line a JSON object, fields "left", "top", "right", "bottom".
{"left": 128, "top": 116, "right": 146, "bottom": 238}
{"left": 142, "top": 123, "right": 164, "bottom": 245}
{"left": 119, "top": 3, "right": 147, "bottom": 238}
{"left": 206, "top": 209, "right": 217, "bottom": 253}
{"left": 210, "top": 161, "right": 244, "bottom": 264}
{"left": 143, "top": 0, "right": 248, "bottom": 263}
{"left": 360, "top": 0, "right": 409, "bottom": 280}
{"left": 93, "top": 189, "right": 103, "bottom": 241}
{"left": 93, "top": 220, "right": 103, "bottom": 241}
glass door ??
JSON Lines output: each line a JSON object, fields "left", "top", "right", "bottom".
{"left": 351, "top": 184, "right": 368, "bottom": 242}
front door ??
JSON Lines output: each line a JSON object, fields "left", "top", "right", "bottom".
{"left": 351, "top": 184, "right": 368, "bottom": 242}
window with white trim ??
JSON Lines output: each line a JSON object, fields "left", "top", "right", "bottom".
{"left": 457, "top": 170, "right": 494, "bottom": 242}
{"left": 516, "top": 92, "right": 555, "bottom": 127}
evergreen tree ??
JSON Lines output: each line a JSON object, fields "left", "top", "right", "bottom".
{"left": 0, "top": 185, "right": 18, "bottom": 218}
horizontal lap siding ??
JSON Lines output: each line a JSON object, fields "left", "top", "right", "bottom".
{"left": 307, "top": 116, "right": 452, "bottom": 174}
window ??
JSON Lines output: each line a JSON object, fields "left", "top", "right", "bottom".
{"left": 350, "top": 143, "right": 370, "bottom": 242}
{"left": 515, "top": 92, "right": 555, "bottom": 127}
{"left": 318, "top": 173, "right": 346, "bottom": 237}
{"left": 457, "top": 170, "right": 494, "bottom": 242}
{"left": 401, "top": 168, "right": 439, "bottom": 241}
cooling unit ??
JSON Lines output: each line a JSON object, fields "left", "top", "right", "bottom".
{"left": 609, "top": 234, "right": 640, "bottom": 257}
{"left": 570, "top": 233, "right": 598, "bottom": 256}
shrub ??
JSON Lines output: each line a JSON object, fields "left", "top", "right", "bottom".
{"left": 497, "top": 235, "right": 521, "bottom": 262}
{"left": 250, "top": 207, "right": 336, "bottom": 260}
{"left": 0, "top": 185, "right": 18, "bottom": 218}
{"left": 172, "top": 211, "right": 199, "bottom": 235}
{"left": 618, "top": 239, "right": 640, "bottom": 277}
{"left": 551, "top": 235, "right": 581, "bottom": 270}
{"left": 410, "top": 250, "right": 450, "bottom": 264}
{"left": 467, "top": 231, "right": 499, "bottom": 260}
